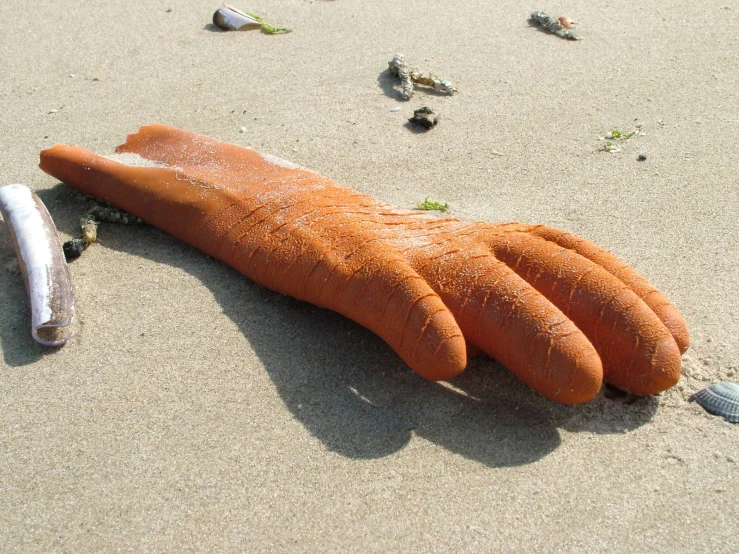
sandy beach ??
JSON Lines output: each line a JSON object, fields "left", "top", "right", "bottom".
{"left": 1, "top": 0, "right": 737, "bottom": 551}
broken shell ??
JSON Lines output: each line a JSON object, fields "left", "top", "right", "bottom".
{"left": 0, "top": 184, "right": 75, "bottom": 346}
{"left": 690, "top": 382, "right": 739, "bottom": 423}
{"left": 213, "top": 3, "right": 262, "bottom": 31}
{"left": 558, "top": 16, "right": 577, "bottom": 29}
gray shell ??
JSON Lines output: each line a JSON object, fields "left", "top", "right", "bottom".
{"left": 690, "top": 382, "right": 739, "bottom": 423}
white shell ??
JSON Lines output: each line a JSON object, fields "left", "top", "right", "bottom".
{"left": 0, "top": 184, "right": 75, "bottom": 346}
{"left": 690, "top": 382, "right": 739, "bottom": 424}
{"left": 213, "top": 4, "right": 261, "bottom": 31}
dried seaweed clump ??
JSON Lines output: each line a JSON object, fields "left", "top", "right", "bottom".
{"left": 531, "top": 11, "right": 581, "bottom": 41}
{"left": 63, "top": 203, "right": 143, "bottom": 260}
{"left": 388, "top": 54, "right": 457, "bottom": 100}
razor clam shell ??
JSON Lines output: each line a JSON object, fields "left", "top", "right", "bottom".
{"left": 0, "top": 184, "right": 75, "bottom": 346}
{"left": 213, "top": 3, "right": 261, "bottom": 31}
{"left": 690, "top": 382, "right": 739, "bottom": 424}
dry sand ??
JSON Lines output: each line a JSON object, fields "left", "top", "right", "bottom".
{"left": 1, "top": 0, "right": 737, "bottom": 551}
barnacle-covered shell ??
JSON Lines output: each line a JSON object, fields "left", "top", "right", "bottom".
{"left": 213, "top": 3, "right": 261, "bottom": 31}
{"left": 690, "top": 382, "right": 739, "bottom": 423}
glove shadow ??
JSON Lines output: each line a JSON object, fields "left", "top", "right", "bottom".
{"left": 43, "top": 187, "right": 660, "bottom": 467}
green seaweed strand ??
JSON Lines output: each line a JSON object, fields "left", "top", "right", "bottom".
{"left": 246, "top": 12, "right": 292, "bottom": 34}
{"left": 417, "top": 198, "right": 449, "bottom": 212}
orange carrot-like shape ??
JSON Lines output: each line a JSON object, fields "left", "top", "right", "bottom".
{"left": 39, "top": 124, "right": 688, "bottom": 404}
{"left": 504, "top": 223, "right": 690, "bottom": 353}
{"left": 479, "top": 228, "right": 683, "bottom": 395}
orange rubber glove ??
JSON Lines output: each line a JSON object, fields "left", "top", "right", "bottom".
{"left": 39, "top": 124, "right": 689, "bottom": 404}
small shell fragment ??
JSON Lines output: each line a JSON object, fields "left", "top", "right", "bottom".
{"left": 557, "top": 16, "right": 577, "bottom": 29}
{"left": 0, "top": 184, "right": 75, "bottom": 346}
{"left": 80, "top": 217, "right": 98, "bottom": 243}
{"left": 690, "top": 382, "right": 739, "bottom": 423}
{"left": 213, "top": 3, "right": 262, "bottom": 31}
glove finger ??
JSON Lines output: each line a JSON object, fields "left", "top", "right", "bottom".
{"left": 500, "top": 223, "right": 689, "bottom": 353}
{"left": 480, "top": 228, "right": 682, "bottom": 395}
{"left": 251, "top": 219, "right": 469, "bottom": 382}
{"left": 409, "top": 244, "right": 603, "bottom": 404}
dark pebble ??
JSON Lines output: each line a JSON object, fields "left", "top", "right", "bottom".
{"left": 637, "top": 154, "right": 648, "bottom": 161}
{"left": 408, "top": 107, "right": 439, "bottom": 130}
{"left": 63, "top": 238, "right": 88, "bottom": 260}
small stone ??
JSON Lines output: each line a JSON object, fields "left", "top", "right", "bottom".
{"left": 63, "top": 238, "right": 88, "bottom": 260}
{"left": 408, "top": 107, "right": 439, "bottom": 130}
{"left": 638, "top": 154, "right": 648, "bottom": 161}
